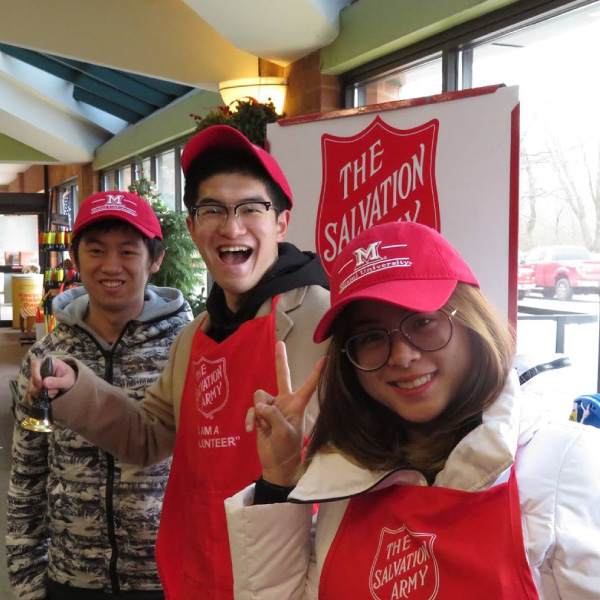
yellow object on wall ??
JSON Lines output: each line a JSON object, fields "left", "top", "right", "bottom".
{"left": 11, "top": 274, "right": 43, "bottom": 329}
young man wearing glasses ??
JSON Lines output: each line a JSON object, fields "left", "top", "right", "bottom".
{"left": 28, "top": 125, "right": 330, "bottom": 600}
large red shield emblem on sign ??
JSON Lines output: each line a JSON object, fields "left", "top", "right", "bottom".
{"left": 316, "top": 115, "right": 439, "bottom": 277}
{"left": 369, "top": 525, "right": 439, "bottom": 600}
{"left": 193, "top": 356, "right": 229, "bottom": 419}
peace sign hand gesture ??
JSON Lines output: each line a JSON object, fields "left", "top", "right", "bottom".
{"left": 245, "top": 341, "right": 324, "bottom": 487}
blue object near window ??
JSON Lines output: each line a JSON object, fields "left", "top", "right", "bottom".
{"left": 571, "top": 395, "right": 600, "bottom": 428}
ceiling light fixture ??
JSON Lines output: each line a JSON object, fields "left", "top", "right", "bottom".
{"left": 218, "top": 77, "right": 288, "bottom": 115}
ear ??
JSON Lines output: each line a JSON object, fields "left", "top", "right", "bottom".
{"left": 68, "top": 246, "right": 79, "bottom": 271}
{"left": 185, "top": 214, "right": 194, "bottom": 235}
{"left": 149, "top": 249, "right": 165, "bottom": 275}
{"left": 276, "top": 210, "right": 290, "bottom": 241}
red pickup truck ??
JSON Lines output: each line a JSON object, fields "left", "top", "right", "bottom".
{"left": 517, "top": 261, "right": 535, "bottom": 300}
{"left": 519, "top": 245, "right": 600, "bottom": 301}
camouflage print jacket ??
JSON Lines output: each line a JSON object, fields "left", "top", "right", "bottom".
{"left": 6, "top": 284, "right": 192, "bottom": 600}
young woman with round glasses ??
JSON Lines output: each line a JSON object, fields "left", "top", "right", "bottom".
{"left": 225, "top": 221, "right": 600, "bottom": 600}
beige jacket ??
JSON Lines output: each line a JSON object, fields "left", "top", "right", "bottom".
{"left": 51, "top": 285, "right": 330, "bottom": 466}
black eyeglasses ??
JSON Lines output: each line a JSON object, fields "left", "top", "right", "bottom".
{"left": 342, "top": 310, "right": 456, "bottom": 372}
{"left": 190, "top": 201, "right": 274, "bottom": 227}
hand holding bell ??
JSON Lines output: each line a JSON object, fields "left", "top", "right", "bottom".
{"left": 21, "top": 357, "right": 56, "bottom": 433}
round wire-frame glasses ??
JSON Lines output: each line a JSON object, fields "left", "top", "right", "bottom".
{"left": 342, "top": 309, "right": 457, "bottom": 372}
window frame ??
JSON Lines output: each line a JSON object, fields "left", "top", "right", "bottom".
{"left": 100, "top": 137, "right": 191, "bottom": 212}
{"left": 342, "top": 0, "right": 598, "bottom": 102}
{"left": 54, "top": 178, "right": 79, "bottom": 229}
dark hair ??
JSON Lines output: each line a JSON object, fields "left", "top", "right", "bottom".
{"left": 71, "top": 219, "right": 164, "bottom": 265}
{"left": 305, "top": 283, "right": 515, "bottom": 480}
{"left": 182, "top": 148, "right": 291, "bottom": 213}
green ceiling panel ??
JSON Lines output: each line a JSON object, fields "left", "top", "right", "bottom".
{"left": 94, "top": 89, "right": 223, "bottom": 170}
{"left": 320, "top": 0, "right": 521, "bottom": 74}
{"left": 0, "top": 134, "right": 57, "bottom": 162}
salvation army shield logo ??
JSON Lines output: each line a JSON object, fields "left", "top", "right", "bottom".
{"left": 369, "top": 525, "right": 439, "bottom": 600}
{"left": 193, "top": 357, "right": 230, "bottom": 418}
{"left": 316, "top": 115, "right": 439, "bottom": 277}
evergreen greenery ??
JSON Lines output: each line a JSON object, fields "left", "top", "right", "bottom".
{"left": 129, "top": 172, "right": 207, "bottom": 316}
{"left": 190, "top": 98, "right": 280, "bottom": 147}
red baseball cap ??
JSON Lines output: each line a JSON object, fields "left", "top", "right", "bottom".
{"left": 72, "top": 191, "right": 162, "bottom": 240}
{"left": 313, "top": 221, "right": 479, "bottom": 342}
{"left": 181, "top": 125, "right": 293, "bottom": 207}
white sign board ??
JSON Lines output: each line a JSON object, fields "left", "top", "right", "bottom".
{"left": 267, "top": 85, "right": 520, "bottom": 323}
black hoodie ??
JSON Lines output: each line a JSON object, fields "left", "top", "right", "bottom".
{"left": 206, "top": 242, "right": 329, "bottom": 342}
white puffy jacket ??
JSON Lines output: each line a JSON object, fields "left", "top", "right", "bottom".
{"left": 225, "top": 370, "right": 600, "bottom": 600}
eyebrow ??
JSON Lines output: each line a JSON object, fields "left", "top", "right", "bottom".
{"left": 196, "top": 196, "right": 267, "bottom": 206}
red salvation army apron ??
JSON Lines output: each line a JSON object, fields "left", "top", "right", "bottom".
{"left": 319, "top": 466, "right": 540, "bottom": 600}
{"left": 155, "top": 298, "right": 280, "bottom": 600}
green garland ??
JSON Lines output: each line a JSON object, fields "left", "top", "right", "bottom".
{"left": 129, "top": 172, "right": 207, "bottom": 316}
{"left": 190, "top": 98, "right": 281, "bottom": 147}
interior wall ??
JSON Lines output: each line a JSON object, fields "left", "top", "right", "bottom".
{"left": 47, "top": 164, "right": 99, "bottom": 200}
{"left": 5, "top": 167, "right": 44, "bottom": 193}
{"left": 3, "top": 163, "right": 98, "bottom": 205}
{"left": 285, "top": 51, "right": 342, "bottom": 117}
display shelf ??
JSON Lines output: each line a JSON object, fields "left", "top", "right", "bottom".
{"left": 43, "top": 268, "right": 79, "bottom": 289}
{"left": 38, "top": 229, "right": 78, "bottom": 331}
{"left": 39, "top": 231, "right": 71, "bottom": 250}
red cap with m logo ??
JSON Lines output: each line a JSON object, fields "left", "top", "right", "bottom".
{"left": 72, "top": 191, "right": 162, "bottom": 240}
{"left": 313, "top": 221, "right": 479, "bottom": 342}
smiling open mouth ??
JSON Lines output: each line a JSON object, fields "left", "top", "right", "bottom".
{"left": 219, "top": 246, "right": 252, "bottom": 264}
{"left": 101, "top": 281, "right": 124, "bottom": 288}
{"left": 392, "top": 373, "right": 433, "bottom": 390}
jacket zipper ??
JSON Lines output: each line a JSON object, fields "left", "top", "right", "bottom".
{"left": 104, "top": 353, "right": 120, "bottom": 595}
{"left": 76, "top": 323, "right": 130, "bottom": 595}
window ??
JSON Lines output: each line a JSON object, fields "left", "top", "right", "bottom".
{"left": 102, "top": 142, "right": 186, "bottom": 211}
{"left": 551, "top": 247, "right": 591, "bottom": 261}
{"left": 103, "top": 170, "right": 117, "bottom": 191}
{"left": 57, "top": 180, "right": 78, "bottom": 229}
{"left": 118, "top": 165, "right": 132, "bottom": 192}
{"left": 156, "top": 150, "right": 176, "bottom": 211}
{"left": 136, "top": 159, "right": 152, "bottom": 182}
{"left": 346, "top": 0, "right": 600, "bottom": 393}
{"left": 0, "top": 215, "right": 39, "bottom": 266}
{"left": 352, "top": 55, "right": 443, "bottom": 106}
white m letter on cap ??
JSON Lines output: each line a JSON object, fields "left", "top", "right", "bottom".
{"left": 353, "top": 241, "right": 382, "bottom": 268}
{"left": 105, "top": 194, "right": 124, "bottom": 205}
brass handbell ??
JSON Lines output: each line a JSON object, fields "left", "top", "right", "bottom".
{"left": 21, "top": 357, "right": 56, "bottom": 433}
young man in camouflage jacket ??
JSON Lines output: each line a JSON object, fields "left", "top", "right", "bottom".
{"left": 6, "top": 191, "right": 192, "bottom": 600}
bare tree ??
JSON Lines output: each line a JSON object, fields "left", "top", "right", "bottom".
{"left": 544, "top": 134, "right": 599, "bottom": 250}
{"left": 520, "top": 146, "right": 543, "bottom": 242}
